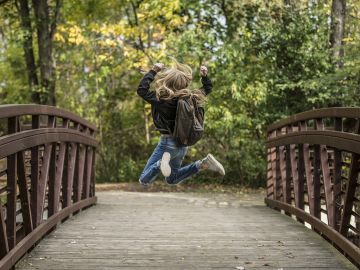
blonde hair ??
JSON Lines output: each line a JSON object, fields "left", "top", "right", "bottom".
{"left": 154, "top": 59, "right": 206, "bottom": 103}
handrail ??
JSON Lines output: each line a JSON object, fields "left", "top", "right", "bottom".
{"left": 0, "top": 105, "right": 98, "bottom": 270}
{"left": 267, "top": 107, "right": 360, "bottom": 132}
{"left": 265, "top": 107, "right": 360, "bottom": 267}
{"left": 0, "top": 104, "right": 96, "bottom": 131}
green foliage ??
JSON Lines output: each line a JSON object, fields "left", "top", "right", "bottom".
{"left": 1, "top": 0, "right": 360, "bottom": 187}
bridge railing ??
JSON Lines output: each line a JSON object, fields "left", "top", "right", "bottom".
{"left": 266, "top": 107, "right": 360, "bottom": 265}
{"left": 0, "top": 105, "right": 98, "bottom": 270}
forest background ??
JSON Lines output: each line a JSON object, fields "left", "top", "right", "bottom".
{"left": 0, "top": 0, "right": 358, "bottom": 186}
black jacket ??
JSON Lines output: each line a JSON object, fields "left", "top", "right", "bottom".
{"left": 137, "top": 69, "right": 213, "bottom": 134}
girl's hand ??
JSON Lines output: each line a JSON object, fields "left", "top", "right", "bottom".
{"left": 200, "top": 66, "right": 208, "bottom": 77}
{"left": 152, "top": 63, "right": 165, "bottom": 73}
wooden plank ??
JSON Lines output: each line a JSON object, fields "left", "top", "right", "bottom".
{"left": 2, "top": 197, "right": 96, "bottom": 270}
{"left": 266, "top": 197, "right": 360, "bottom": 267}
{"left": 0, "top": 203, "right": 9, "bottom": 259}
{"left": 7, "top": 117, "right": 17, "bottom": 250}
{"left": 15, "top": 192, "right": 355, "bottom": 270}
{"left": 316, "top": 119, "right": 335, "bottom": 228}
{"left": 17, "top": 151, "right": 33, "bottom": 235}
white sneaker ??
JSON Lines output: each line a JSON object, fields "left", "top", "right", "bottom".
{"left": 202, "top": 154, "right": 225, "bottom": 176}
{"left": 160, "top": 152, "right": 171, "bottom": 177}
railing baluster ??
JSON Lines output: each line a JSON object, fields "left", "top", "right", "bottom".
{"left": 340, "top": 153, "right": 359, "bottom": 236}
{"left": 276, "top": 147, "right": 281, "bottom": 200}
{"left": 83, "top": 147, "right": 93, "bottom": 199}
{"left": 266, "top": 147, "right": 273, "bottom": 198}
{"left": 31, "top": 115, "right": 40, "bottom": 228}
{"left": 90, "top": 147, "right": 96, "bottom": 197}
{"left": 316, "top": 118, "right": 335, "bottom": 228}
{"left": 333, "top": 117, "right": 343, "bottom": 231}
{"left": 74, "top": 144, "right": 86, "bottom": 203}
{"left": 289, "top": 124, "right": 304, "bottom": 213}
{"left": 48, "top": 142, "right": 65, "bottom": 216}
{"left": 296, "top": 123, "right": 305, "bottom": 213}
{"left": 49, "top": 119, "right": 70, "bottom": 216}
{"left": 299, "top": 121, "right": 315, "bottom": 216}
{"left": 7, "top": 117, "right": 17, "bottom": 250}
{"left": 0, "top": 204, "right": 8, "bottom": 259}
{"left": 269, "top": 131, "right": 278, "bottom": 200}
{"left": 38, "top": 116, "right": 56, "bottom": 223}
{"left": 340, "top": 120, "right": 360, "bottom": 236}
{"left": 313, "top": 119, "right": 322, "bottom": 220}
{"left": 17, "top": 151, "right": 33, "bottom": 235}
{"left": 285, "top": 127, "right": 292, "bottom": 206}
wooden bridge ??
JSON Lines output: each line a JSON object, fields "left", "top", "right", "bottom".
{"left": 0, "top": 105, "right": 359, "bottom": 269}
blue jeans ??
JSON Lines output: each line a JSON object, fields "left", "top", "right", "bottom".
{"left": 139, "top": 136, "right": 201, "bottom": 185}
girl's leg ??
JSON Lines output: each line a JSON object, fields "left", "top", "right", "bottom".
{"left": 165, "top": 147, "right": 202, "bottom": 185}
{"left": 139, "top": 142, "right": 164, "bottom": 185}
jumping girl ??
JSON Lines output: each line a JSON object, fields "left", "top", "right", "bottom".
{"left": 137, "top": 60, "right": 225, "bottom": 185}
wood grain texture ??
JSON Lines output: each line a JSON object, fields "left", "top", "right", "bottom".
{"left": 16, "top": 192, "right": 355, "bottom": 270}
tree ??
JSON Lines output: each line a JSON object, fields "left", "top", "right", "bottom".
{"left": 3, "top": 0, "right": 62, "bottom": 105}
{"left": 17, "top": 0, "right": 39, "bottom": 103}
{"left": 330, "top": 0, "right": 346, "bottom": 67}
{"left": 32, "top": 0, "right": 61, "bottom": 105}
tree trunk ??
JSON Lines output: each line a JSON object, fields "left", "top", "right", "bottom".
{"left": 330, "top": 0, "right": 346, "bottom": 67}
{"left": 17, "top": 0, "right": 40, "bottom": 104}
{"left": 32, "top": 0, "right": 59, "bottom": 106}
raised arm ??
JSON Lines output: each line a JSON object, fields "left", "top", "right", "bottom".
{"left": 137, "top": 63, "right": 164, "bottom": 104}
{"left": 200, "top": 65, "right": 213, "bottom": 95}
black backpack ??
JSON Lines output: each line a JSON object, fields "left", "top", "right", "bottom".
{"left": 173, "top": 95, "right": 204, "bottom": 146}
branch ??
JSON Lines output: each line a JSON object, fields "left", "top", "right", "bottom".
{"left": 50, "top": 0, "right": 61, "bottom": 39}
{"left": 0, "top": 0, "right": 12, "bottom": 5}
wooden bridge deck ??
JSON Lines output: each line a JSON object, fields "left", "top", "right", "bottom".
{"left": 16, "top": 191, "right": 355, "bottom": 270}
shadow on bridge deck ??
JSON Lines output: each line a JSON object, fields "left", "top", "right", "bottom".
{"left": 16, "top": 191, "right": 355, "bottom": 270}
